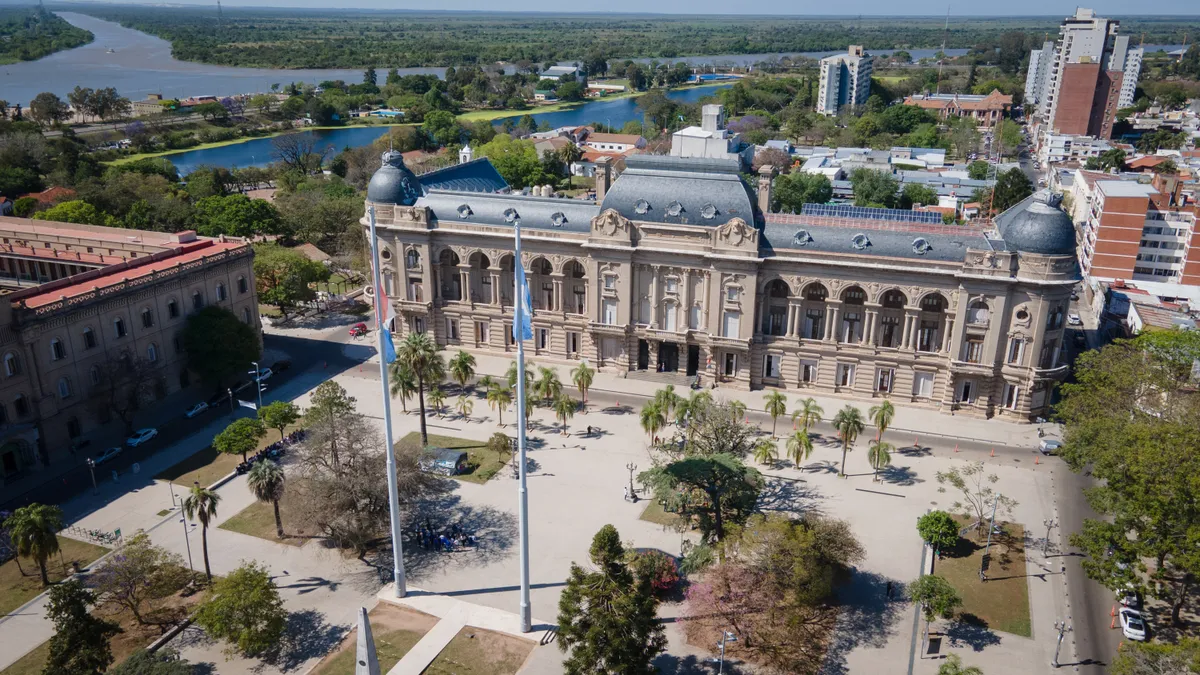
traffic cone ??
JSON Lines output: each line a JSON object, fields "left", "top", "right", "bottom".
{"left": 1111, "top": 605, "right": 1117, "bottom": 617}
{"left": 990, "top": 447, "right": 995, "bottom": 457}
{"left": 1035, "top": 456, "right": 1040, "bottom": 465}
{"left": 744, "top": 416, "right": 749, "bottom": 424}
{"left": 1111, "top": 616, "right": 1117, "bottom": 629}
{"left": 954, "top": 444, "right": 959, "bottom": 453}
{"left": 914, "top": 435, "right": 919, "bottom": 446}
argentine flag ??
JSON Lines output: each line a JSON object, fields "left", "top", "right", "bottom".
{"left": 513, "top": 257, "right": 534, "bottom": 342}
{"left": 377, "top": 288, "right": 398, "bottom": 364}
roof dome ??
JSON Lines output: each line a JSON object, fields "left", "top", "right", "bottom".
{"left": 367, "top": 151, "right": 421, "bottom": 205}
{"left": 996, "top": 191, "right": 1075, "bottom": 256}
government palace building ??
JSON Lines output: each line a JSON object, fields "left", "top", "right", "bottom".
{"left": 363, "top": 112, "right": 1078, "bottom": 422}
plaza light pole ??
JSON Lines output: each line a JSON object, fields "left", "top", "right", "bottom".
{"left": 249, "top": 361, "right": 263, "bottom": 409}
{"left": 1043, "top": 518, "right": 1057, "bottom": 557}
{"left": 709, "top": 630, "right": 736, "bottom": 674}
{"left": 180, "top": 516, "right": 194, "bottom": 573}
{"left": 86, "top": 458, "right": 97, "bottom": 495}
{"left": 1052, "top": 620, "right": 1071, "bottom": 667}
{"left": 368, "top": 205, "right": 406, "bottom": 598}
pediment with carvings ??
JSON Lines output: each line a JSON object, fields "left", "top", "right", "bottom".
{"left": 591, "top": 209, "right": 632, "bottom": 239}
{"left": 714, "top": 218, "right": 758, "bottom": 251}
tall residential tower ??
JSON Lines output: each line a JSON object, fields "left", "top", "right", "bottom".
{"left": 816, "top": 46, "right": 874, "bottom": 116}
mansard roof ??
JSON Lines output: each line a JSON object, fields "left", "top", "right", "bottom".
{"left": 416, "top": 190, "right": 600, "bottom": 234}
{"left": 599, "top": 155, "right": 756, "bottom": 227}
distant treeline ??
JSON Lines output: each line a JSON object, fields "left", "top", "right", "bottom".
{"left": 0, "top": 6, "right": 93, "bottom": 65}
{"left": 78, "top": 6, "right": 1200, "bottom": 70}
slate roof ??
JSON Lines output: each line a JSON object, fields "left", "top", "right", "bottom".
{"left": 416, "top": 191, "right": 600, "bottom": 234}
{"left": 993, "top": 191, "right": 1077, "bottom": 255}
{"left": 417, "top": 158, "right": 509, "bottom": 194}
{"left": 761, "top": 214, "right": 992, "bottom": 262}
{"left": 599, "top": 155, "right": 756, "bottom": 227}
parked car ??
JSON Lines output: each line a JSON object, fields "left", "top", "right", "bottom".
{"left": 184, "top": 402, "right": 209, "bottom": 418}
{"left": 1119, "top": 608, "right": 1148, "bottom": 641}
{"left": 419, "top": 448, "right": 469, "bottom": 476}
{"left": 1067, "top": 313, "right": 1083, "bottom": 326}
{"left": 1119, "top": 588, "right": 1142, "bottom": 609}
{"left": 1038, "top": 439, "right": 1063, "bottom": 455}
{"left": 93, "top": 447, "right": 122, "bottom": 466}
{"left": 273, "top": 359, "right": 292, "bottom": 372}
{"left": 350, "top": 323, "right": 368, "bottom": 338}
{"left": 125, "top": 428, "right": 159, "bottom": 447}
{"left": 253, "top": 367, "right": 273, "bottom": 382}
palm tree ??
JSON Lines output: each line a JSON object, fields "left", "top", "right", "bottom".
{"left": 456, "top": 394, "right": 474, "bottom": 420}
{"left": 396, "top": 332, "right": 445, "bottom": 445}
{"left": 553, "top": 393, "right": 577, "bottom": 435}
{"left": 449, "top": 350, "right": 476, "bottom": 391}
{"left": 867, "top": 440, "right": 894, "bottom": 482}
{"left": 763, "top": 391, "right": 787, "bottom": 437}
{"left": 653, "top": 385, "right": 680, "bottom": 422}
{"left": 937, "top": 655, "right": 983, "bottom": 675}
{"left": 524, "top": 388, "right": 536, "bottom": 423}
{"left": 6, "top": 504, "right": 63, "bottom": 586}
{"left": 639, "top": 402, "right": 666, "bottom": 442}
{"left": 570, "top": 361, "right": 595, "bottom": 406}
{"left": 389, "top": 361, "right": 418, "bottom": 413}
{"left": 786, "top": 430, "right": 814, "bottom": 466}
{"left": 832, "top": 405, "right": 866, "bottom": 477}
{"left": 869, "top": 399, "right": 896, "bottom": 442}
{"left": 728, "top": 399, "right": 748, "bottom": 422}
{"left": 535, "top": 367, "right": 562, "bottom": 405}
{"left": 791, "top": 397, "right": 823, "bottom": 434}
{"left": 183, "top": 483, "right": 220, "bottom": 581}
{"left": 247, "top": 460, "right": 285, "bottom": 538}
{"left": 507, "top": 359, "right": 535, "bottom": 391}
{"left": 558, "top": 143, "right": 584, "bottom": 189}
{"left": 753, "top": 438, "right": 778, "bottom": 467}
{"left": 487, "top": 384, "right": 513, "bottom": 426}
{"left": 428, "top": 386, "right": 447, "bottom": 417}
{"left": 477, "top": 375, "right": 496, "bottom": 395}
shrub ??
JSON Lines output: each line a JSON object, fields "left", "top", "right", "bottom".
{"left": 13, "top": 196, "right": 38, "bottom": 217}
{"left": 630, "top": 549, "right": 680, "bottom": 596}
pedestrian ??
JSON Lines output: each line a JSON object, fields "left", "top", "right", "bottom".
{"left": 623, "top": 485, "right": 629, "bottom": 502}
{"left": 886, "top": 581, "right": 893, "bottom": 599}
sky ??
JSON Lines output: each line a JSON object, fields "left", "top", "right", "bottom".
{"left": 48, "top": 0, "right": 1200, "bottom": 16}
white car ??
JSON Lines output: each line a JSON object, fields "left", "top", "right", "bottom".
{"left": 1039, "top": 439, "right": 1063, "bottom": 455}
{"left": 184, "top": 402, "right": 209, "bottom": 418}
{"left": 125, "top": 428, "right": 159, "bottom": 447}
{"left": 93, "top": 447, "right": 122, "bottom": 466}
{"left": 254, "top": 367, "right": 273, "bottom": 382}
{"left": 1119, "top": 608, "right": 1148, "bottom": 641}
{"left": 1067, "top": 313, "right": 1082, "bottom": 326}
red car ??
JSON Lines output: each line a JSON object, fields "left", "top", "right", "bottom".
{"left": 349, "top": 323, "right": 368, "bottom": 338}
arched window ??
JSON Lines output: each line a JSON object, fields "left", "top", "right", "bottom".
{"left": 82, "top": 327, "right": 96, "bottom": 350}
{"left": 141, "top": 307, "right": 154, "bottom": 328}
{"left": 67, "top": 417, "right": 81, "bottom": 439}
{"left": 90, "top": 365, "right": 101, "bottom": 385}
{"left": 215, "top": 283, "right": 227, "bottom": 302}
{"left": 406, "top": 249, "right": 421, "bottom": 269}
{"left": 113, "top": 317, "right": 127, "bottom": 338}
{"left": 50, "top": 338, "right": 65, "bottom": 361}
{"left": 237, "top": 276, "right": 248, "bottom": 294}
{"left": 242, "top": 307, "right": 251, "bottom": 324}
{"left": 192, "top": 291, "right": 204, "bottom": 310}
{"left": 13, "top": 394, "right": 28, "bottom": 418}
{"left": 167, "top": 298, "right": 179, "bottom": 319}
{"left": 3, "top": 353, "right": 19, "bottom": 377}
{"left": 57, "top": 377, "right": 71, "bottom": 399}
{"left": 147, "top": 343, "right": 158, "bottom": 362}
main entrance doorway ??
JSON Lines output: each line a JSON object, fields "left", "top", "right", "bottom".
{"left": 686, "top": 345, "right": 700, "bottom": 376}
{"left": 658, "top": 342, "right": 680, "bottom": 372}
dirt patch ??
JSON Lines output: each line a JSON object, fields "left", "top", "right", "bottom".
{"left": 424, "top": 625, "right": 536, "bottom": 675}
{"left": 310, "top": 602, "right": 438, "bottom": 675}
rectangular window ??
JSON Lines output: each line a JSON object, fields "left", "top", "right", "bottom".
{"left": 841, "top": 313, "right": 860, "bottom": 343}
{"left": 880, "top": 317, "right": 899, "bottom": 348}
{"left": 114, "top": 318, "right": 127, "bottom": 338}
{"left": 1007, "top": 338, "right": 1025, "bottom": 365}
{"left": 567, "top": 332, "right": 580, "bottom": 356}
{"left": 83, "top": 330, "right": 96, "bottom": 350}
{"left": 726, "top": 287, "right": 738, "bottom": 302}
{"left": 689, "top": 305, "right": 701, "bottom": 330}
{"left": 446, "top": 318, "right": 459, "bottom": 340}
{"left": 958, "top": 380, "right": 976, "bottom": 404}
{"left": 918, "top": 322, "right": 939, "bottom": 352}
{"left": 912, "top": 372, "right": 934, "bottom": 398}
{"left": 413, "top": 317, "right": 426, "bottom": 334}
{"left": 505, "top": 323, "right": 514, "bottom": 346}
{"left": 837, "top": 363, "right": 855, "bottom": 388}
{"left": 665, "top": 278, "right": 678, "bottom": 293}
{"left": 723, "top": 353, "right": 737, "bottom": 377}
{"left": 876, "top": 368, "right": 894, "bottom": 393}
{"left": 409, "top": 278, "right": 423, "bottom": 302}
{"left": 764, "top": 354, "right": 781, "bottom": 379}
{"left": 1003, "top": 383, "right": 1021, "bottom": 409}
{"left": 723, "top": 311, "right": 741, "bottom": 338}
{"left": 476, "top": 321, "right": 489, "bottom": 346}
{"left": 964, "top": 338, "right": 984, "bottom": 364}
{"left": 800, "top": 359, "right": 818, "bottom": 384}
{"left": 805, "top": 310, "right": 824, "bottom": 340}
{"left": 604, "top": 275, "right": 616, "bottom": 290}
{"left": 601, "top": 299, "right": 618, "bottom": 325}
{"left": 537, "top": 328, "right": 549, "bottom": 350}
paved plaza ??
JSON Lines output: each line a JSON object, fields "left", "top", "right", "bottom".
{"left": 0, "top": 320, "right": 1081, "bottom": 675}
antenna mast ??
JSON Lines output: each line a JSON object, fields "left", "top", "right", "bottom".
{"left": 217, "top": 0, "right": 224, "bottom": 29}
{"left": 936, "top": 5, "right": 950, "bottom": 95}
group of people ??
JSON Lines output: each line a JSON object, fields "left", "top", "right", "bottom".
{"left": 414, "top": 520, "right": 477, "bottom": 552}
{"left": 234, "top": 429, "right": 308, "bottom": 475}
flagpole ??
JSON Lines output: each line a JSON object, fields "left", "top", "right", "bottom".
{"left": 514, "top": 218, "right": 532, "bottom": 633}
{"left": 369, "top": 205, "right": 406, "bottom": 598}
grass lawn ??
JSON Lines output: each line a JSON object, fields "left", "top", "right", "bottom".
{"left": 873, "top": 75, "right": 911, "bottom": 84}
{"left": 155, "top": 424, "right": 300, "bottom": 487}
{"left": 424, "top": 626, "right": 535, "bottom": 675}
{"left": 219, "top": 492, "right": 309, "bottom": 546}
{"left": 395, "top": 432, "right": 508, "bottom": 485}
{"left": 0, "top": 538, "right": 109, "bottom": 616}
{"left": 935, "top": 517, "right": 1032, "bottom": 637}
{"left": 640, "top": 499, "right": 684, "bottom": 529}
{"left": 311, "top": 603, "right": 437, "bottom": 675}
{"left": 0, "top": 641, "right": 49, "bottom": 675}
{"left": 259, "top": 303, "right": 283, "bottom": 319}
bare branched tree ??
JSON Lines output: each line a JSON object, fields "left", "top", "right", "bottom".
{"left": 271, "top": 134, "right": 329, "bottom": 175}
{"left": 89, "top": 356, "right": 165, "bottom": 435}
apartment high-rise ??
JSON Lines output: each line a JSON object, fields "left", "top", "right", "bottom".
{"left": 1024, "top": 41, "right": 1056, "bottom": 106}
{"left": 1037, "top": 8, "right": 1141, "bottom": 140}
{"left": 816, "top": 46, "right": 873, "bottom": 116}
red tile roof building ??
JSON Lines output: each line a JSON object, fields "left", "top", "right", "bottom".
{"left": 902, "top": 90, "right": 1014, "bottom": 128}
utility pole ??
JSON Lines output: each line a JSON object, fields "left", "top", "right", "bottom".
{"left": 1043, "top": 518, "right": 1057, "bottom": 557}
{"left": 216, "top": 0, "right": 224, "bottom": 28}
{"left": 1052, "top": 620, "right": 1072, "bottom": 667}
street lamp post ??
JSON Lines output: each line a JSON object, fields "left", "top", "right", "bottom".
{"left": 180, "top": 517, "right": 194, "bottom": 573}
{"left": 1043, "top": 518, "right": 1057, "bottom": 557}
{"left": 709, "top": 630, "right": 736, "bottom": 674}
{"left": 227, "top": 388, "right": 235, "bottom": 415}
{"left": 249, "top": 361, "right": 263, "bottom": 409}
{"left": 1052, "top": 620, "right": 1072, "bottom": 667}
{"left": 86, "top": 458, "right": 97, "bottom": 495}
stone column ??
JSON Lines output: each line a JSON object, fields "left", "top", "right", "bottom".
{"left": 683, "top": 272, "right": 694, "bottom": 330}
{"left": 648, "top": 266, "right": 659, "bottom": 328}
{"left": 863, "top": 306, "right": 878, "bottom": 346}
{"left": 909, "top": 311, "right": 922, "bottom": 352}
{"left": 552, "top": 274, "right": 564, "bottom": 314}
{"left": 900, "top": 315, "right": 913, "bottom": 349}
{"left": 702, "top": 271, "right": 712, "bottom": 331}
{"left": 942, "top": 316, "right": 955, "bottom": 353}
{"left": 458, "top": 265, "right": 470, "bottom": 302}
{"left": 825, "top": 302, "right": 841, "bottom": 342}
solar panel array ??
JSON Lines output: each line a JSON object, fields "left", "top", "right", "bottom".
{"left": 801, "top": 203, "right": 945, "bottom": 225}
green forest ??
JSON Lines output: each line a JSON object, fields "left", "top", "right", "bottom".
{"left": 79, "top": 6, "right": 1200, "bottom": 70}
{"left": 0, "top": 6, "right": 93, "bottom": 65}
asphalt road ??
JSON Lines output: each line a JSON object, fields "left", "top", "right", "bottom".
{"left": 1057, "top": 468, "right": 1120, "bottom": 673}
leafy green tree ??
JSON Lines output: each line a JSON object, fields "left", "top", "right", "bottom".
{"left": 389, "top": 361, "right": 418, "bottom": 413}
{"left": 791, "top": 397, "right": 823, "bottom": 434}
{"left": 247, "top": 459, "right": 286, "bottom": 539}
{"left": 557, "top": 525, "right": 666, "bottom": 675}
{"left": 938, "top": 654, "right": 983, "bottom": 675}
{"left": 771, "top": 171, "right": 832, "bottom": 213}
{"left": 553, "top": 393, "right": 577, "bottom": 434}
{"left": 641, "top": 454, "right": 762, "bottom": 545}
{"left": 571, "top": 361, "right": 595, "bottom": 405}
{"left": 448, "top": 350, "right": 476, "bottom": 390}
{"left": 849, "top": 169, "right": 899, "bottom": 208}
{"left": 832, "top": 405, "right": 865, "bottom": 477}
{"left": 763, "top": 391, "right": 787, "bottom": 437}
{"left": 536, "top": 367, "right": 563, "bottom": 405}
{"left": 194, "top": 102, "right": 229, "bottom": 123}
{"left": 0, "top": 166, "right": 43, "bottom": 199}
{"left": 107, "top": 649, "right": 195, "bottom": 675}
{"left": 488, "top": 432, "right": 511, "bottom": 462}
{"left": 44, "top": 580, "right": 121, "bottom": 675}
{"left": 476, "top": 134, "right": 544, "bottom": 189}
{"left": 967, "top": 160, "right": 990, "bottom": 180}
{"left": 194, "top": 194, "right": 283, "bottom": 237}
{"left": 1111, "top": 638, "right": 1200, "bottom": 675}
{"left": 900, "top": 183, "right": 938, "bottom": 208}
{"left": 652, "top": 385, "right": 681, "bottom": 422}
{"left": 991, "top": 168, "right": 1033, "bottom": 213}
{"left": 455, "top": 394, "right": 473, "bottom": 419}
{"left": 786, "top": 430, "right": 813, "bottom": 465}
{"left": 252, "top": 243, "right": 331, "bottom": 318}
{"left": 427, "top": 386, "right": 447, "bottom": 416}
{"left": 397, "top": 331, "right": 444, "bottom": 444}
{"left": 5, "top": 503, "right": 63, "bottom": 586}
{"left": 258, "top": 400, "right": 300, "bottom": 442}
{"left": 917, "top": 510, "right": 960, "bottom": 553}
{"left": 194, "top": 561, "right": 287, "bottom": 657}
{"left": 32, "top": 200, "right": 106, "bottom": 226}
{"left": 909, "top": 574, "right": 962, "bottom": 638}
{"left": 29, "top": 91, "right": 70, "bottom": 126}
{"left": 214, "top": 417, "right": 266, "bottom": 463}
{"left": 90, "top": 531, "right": 188, "bottom": 625}
{"left": 422, "top": 110, "right": 464, "bottom": 148}
{"left": 486, "top": 382, "right": 512, "bottom": 426}
{"left": 182, "top": 483, "right": 220, "bottom": 581}
{"left": 182, "top": 306, "right": 261, "bottom": 389}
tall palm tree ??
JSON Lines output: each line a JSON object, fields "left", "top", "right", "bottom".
{"left": 388, "top": 361, "right": 418, "bottom": 413}
{"left": 524, "top": 388, "right": 536, "bottom": 423}
{"left": 553, "top": 393, "right": 577, "bottom": 435}
{"left": 247, "top": 460, "right": 285, "bottom": 538}
{"left": 728, "top": 399, "right": 748, "bottom": 421}
{"left": 753, "top": 438, "right": 778, "bottom": 467}
{"left": 832, "top": 405, "right": 866, "bottom": 477}
{"left": 6, "top": 503, "right": 63, "bottom": 586}
{"left": 456, "top": 394, "right": 474, "bottom": 420}
{"left": 428, "top": 386, "right": 447, "bottom": 417}
{"left": 477, "top": 375, "right": 496, "bottom": 395}
{"left": 570, "top": 361, "right": 595, "bottom": 406}
{"left": 653, "top": 385, "right": 680, "bottom": 422}
{"left": 869, "top": 399, "right": 896, "bottom": 442}
{"left": 786, "top": 430, "right": 814, "bottom": 466}
{"left": 791, "top": 397, "right": 823, "bottom": 434}
{"left": 639, "top": 402, "right": 666, "bottom": 442}
{"left": 487, "top": 384, "right": 513, "bottom": 427}
{"left": 676, "top": 390, "right": 712, "bottom": 448}
{"left": 448, "top": 350, "right": 476, "bottom": 391}
{"left": 397, "top": 332, "right": 445, "bottom": 445}
{"left": 507, "top": 359, "right": 536, "bottom": 391}
{"left": 763, "top": 391, "right": 787, "bottom": 437}
{"left": 867, "top": 440, "right": 894, "bottom": 482}
{"left": 558, "top": 143, "right": 584, "bottom": 189}
{"left": 535, "top": 367, "right": 562, "bottom": 405}
{"left": 183, "top": 483, "right": 220, "bottom": 581}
